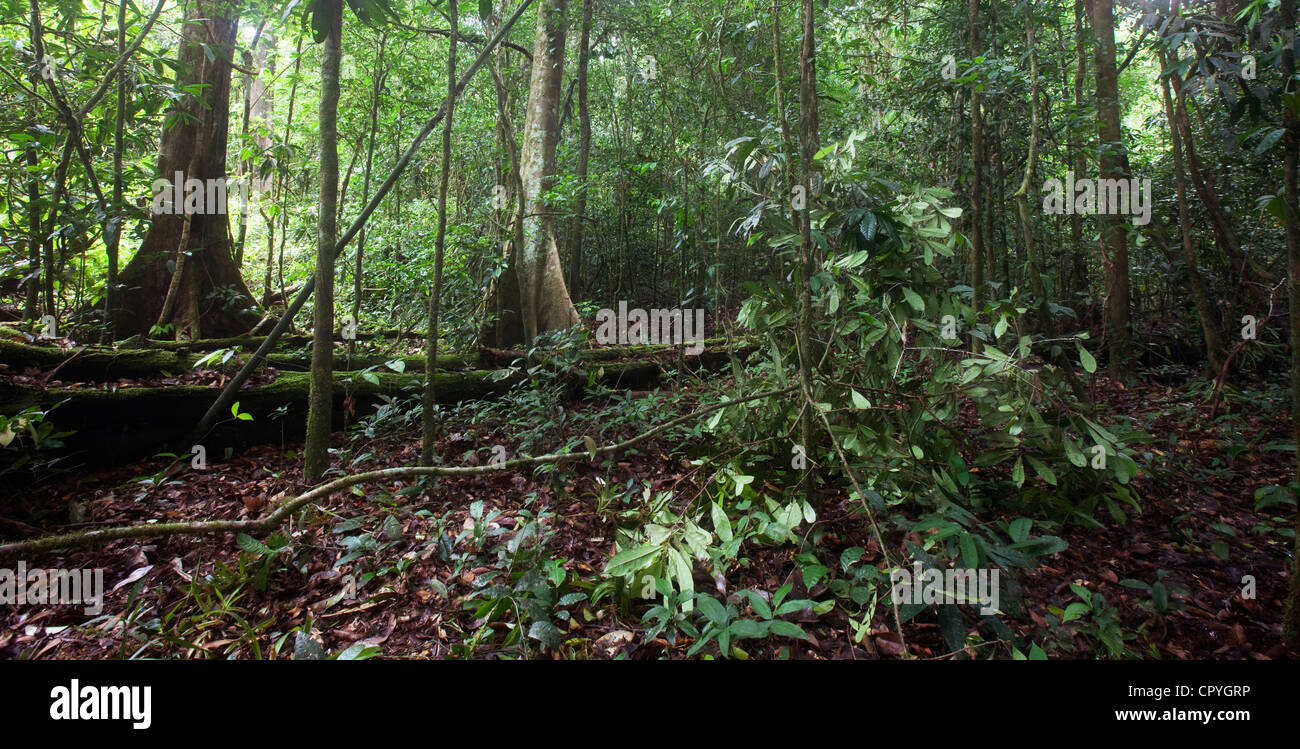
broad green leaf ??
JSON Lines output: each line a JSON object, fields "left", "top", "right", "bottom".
{"left": 604, "top": 544, "right": 662, "bottom": 577}
{"left": 711, "top": 503, "right": 732, "bottom": 543}
{"left": 768, "top": 620, "right": 810, "bottom": 641}
{"left": 1077, "top": 343, "right": 1096, "bottom": 373}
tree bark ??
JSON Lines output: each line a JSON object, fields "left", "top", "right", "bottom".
{"left": 1278, "top": 0, "right": 1300, "bottom": 650}
{"left": 422, "top": 0, "right": 458, "bottom": 467}
{"left": 1014, "top": 13, "right": 1051, "bottom": 333}
{"left": 304, "top": 1, "right": 343, "bottom": 482}
{"left": 569, "top": 0, "right": 593, "bottom": 300}
{"left": 968, "top": 0, "right": 986, "bottom": 348}
{"left": 1158, "top": 45, "right": 1225, "bottom": 374}
{"left": 112, "top": 0, "right": 259, "bottom": 339}
{"left": 797, "top": 0, "right": 819, "bottom": 507}
{"left": 516, "top": 0, "right": 579, "bottom": 342}
{"left": 1090, "top": 0, "right": 1132, "bottom": 378}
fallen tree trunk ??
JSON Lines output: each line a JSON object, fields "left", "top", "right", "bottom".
{"left": 0, "top": 343, "right": 752, "bottom": 468}
{"left": 0, "top": 338, "right": 473, "bottom": 381}
{"left": 2, "top": 336, "right": 743, "bottom": 382}
{"left": 0, "top": 338, "right": 189, "bottom": 381}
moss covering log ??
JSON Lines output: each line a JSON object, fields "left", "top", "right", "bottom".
{"left": 2, "top": 335, "right": 748, "bottom": 382}
{"left": 0, "top": 338, "right": 190, "bottom": 381}
{"left": 0, "top": 340, "right": 753, "bottom": 468}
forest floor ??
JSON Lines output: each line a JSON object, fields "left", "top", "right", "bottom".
{"left": 0, "top": 366, "right": 1294, "bottom": 660}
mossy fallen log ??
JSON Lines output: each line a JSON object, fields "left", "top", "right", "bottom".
{"left": 142, "top": 328, "right": 425, "bottom": 352}
{"left": 0, "top": 341, "right": 754, "bottom": 469}
{"left": 2, "top": 335, "right": 749, "bottom": 382}
{"left": 0, "top": 369, "right": 522, "bottom": 470}
{"left": 0, "top": 338, "right": 190, "bottom": 381}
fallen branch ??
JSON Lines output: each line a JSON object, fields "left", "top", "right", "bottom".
{"left": 0, "top": 386, "right": 796, "bottom": 557}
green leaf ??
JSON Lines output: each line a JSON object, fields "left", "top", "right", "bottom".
{"left": 479, "top": 0, "right": 492, "bottom": 21}
{"left": 737, "top": 590, "right": 772, "bottom": 620}
{"left": 727, "top": 619, "right": 767, "bottom": 641}
{"left": 604, "top": 544, "right": 662, "bottom": 577}
{"left": 236, "top": 533, "right": 272, "bottom": 556}
{"left": 311, "top": 0, "right": 333, "bottom": 43}
{"left": 1062, "top": 602, "right": 1090, "bottom": 622}
{"left": 732, "top": 473, "right": 754, "bottom": 497}
{"left": 959, "top": 533, "right": 978, "bottom": 567}
{"left": 696, "top": 595, "right": 728, "bottom": 626}
{"left": 839, "top": 546, "right": 865, "bottom": 571}
{"left": 850, "top": 389, "right": 871, "bottom": 410}
{"left": 1063, "top": 438, "right": 1087, "bottom": 467}
{"left": 902, "top": 287, "right": 925, "bottom": 313}
{"left": 1026, "top": 456, "right": 1057, "bottom": 486}
{"left": 711, "top": 503, "right": 732, "bottom": 543}
{"left": 1011, "top": 456, "right": 1025, "bottom": 487}
{"left": 333, "top": 642, "right": 381, "bottom": 660}
{"left": 1077, "top": 343, "right": 1096, "bottom": 373}
{"left": 667, "top": 546, "right": 695, "bottom": 611}
{"left": 527, "top": 620, "right": 564, "bottom": 649}
{"left": 768, "top": 620, "right": 810, "bottom": 641}
{"left": 382, "top": 514, "right": 402, "bottom": 541}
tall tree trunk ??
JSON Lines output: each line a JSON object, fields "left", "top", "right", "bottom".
{"left": 479, "top": 5, "right": 527, "bottom": 348}
{"left": 1090, "top": 0, "right": 1131, "bottom": 378}
{"left": 569, "top": 0, "right": 593, "bottom": 300}
{"left": 304, "top": 0, "right": 343, "bottom": 483}
{"left": 797, "top": 0, "right": 818, "bottom": 507}
{"left": 1278, "top": 0, "right": 1300, "bottom": 650}
{"left": 1168, "top": 55, "right": 1268, "bottom": 306}
{"left": 1015, "top": 13, "right": 1051, "bottom": 333}
{"left": 968, "top": 0, "right": 986, "bottom": 348}
{"left": 422, "top": 0, "right": 457, "bottom": 467}
{"left": 260, "top": 35, "right": 280, "bottom": 307}
{"left": 1070, "top": 0, "right": 1087, "bottom": 298}
{"left": 103, "top": 0, "right": 127, "bottom": 340}
{"left": 1158, "top": 45, "right": 1225, "bottom": 374}
{"left": 515, "top": 0, "right": 578, "bottom": 341}
{"left": 113, "top": 0, "right": 258, "bottom": 339}
{"left": 24, "top": 142, "right": 41, "bottom": 322}
{"left": 353, "top": 34, "right": 387, "bottom": 341}
{"left": 274, "top": 34, "right": 305, "bottom": 311}
{"left": 234, "top": 21, "right": 265, "bottom": 267}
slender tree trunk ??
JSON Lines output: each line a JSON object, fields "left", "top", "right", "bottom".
{"left": 1090, "top": 0, "right": 1131, "bottom": 378}
{"left": 1070, "top": 0, "right": 1087, "bottom": 298}
{"left": 1169, "top": 61, "right": 1267, "bottom": 306}
{"left": 103, "top": 0, "right": 127, "bottom": 340}
{"left": 235, "top": 21, "right": 267, "bottom": 267}
{"left": 275, "top": 34, "right": 305, "bottom": 312}
{"left": 304, "top": 1, "right": 343, "bottom": 483}
{"left": 773, "top": 0, "right": 795, "bottom": 231}
{"left": 479, "top": 10, "right": 526, "bottom": 348}
{"left": 968, "top": 0, "right": 986, "bottom": 347}
{"left": 569, "top": 0, "right": 592, "bottom": 300}
{"left": 353, "top": 33, "right": 386, "bottom": 341}
{"left": 1278, "top": 0, "right": 1300, "bottom": 649}
{"left": 422, "top": 0, "right": 457, "bottom": 467}
{"left": 797, "top": 0, "right": 818, "bottom": 507}
{"left": 1015, "top": 14, "right": 1051, "bottom": 333}
{"left": 24, "top": 142, "right": 41, "bottom": 322}
{"left": 1158, "top": 45, "right": 1225, "bottom": 374}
